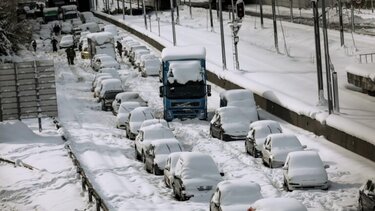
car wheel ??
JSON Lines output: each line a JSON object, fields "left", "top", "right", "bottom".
{"left": 135, "top": 147, "right": 140, "bottom": 161}
{"left": 252, "top": 147, "right": 258, "bottom": 158}
{"left": 101, "top": 101, "right": 106, "bottom": 111}
{"left": 152, "top": 165, "right": 159, "bottom": 175}
{"left": 283, "top": 178, "right": 292, "bottom": 192}
{"left": 220, "top": 132, "right": 224, "bottom": 141}
{"left": 245, "top": 141, "right": 251, "bottom": 155}
{"left": 172, "top": 184, "right": 180, "bottom": 201}
{"left": 164, "top": 176, "right": 169, "bottom": 188}
{"left": 142, "top": 152, "right": 146, "bottom": 163}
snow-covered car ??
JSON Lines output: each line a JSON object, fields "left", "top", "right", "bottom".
{"left": 59, "top": 35, "right": 74, "bottom": 49}
{"left": 249, "top": 197, "right": 308, "bottom": 211}
{"left": 139, "top": 54, "right": 161, "bottom": 77}
{"left": 61, "top": 22, "right": 73, "bottom": 34}
{"left": 164, "top": 152, "right": 186, "bottom": 188}
{"left": 262, "top": 134, "right": 306, "bottom": 168}
{"left": 172, "top": 152, "right": 224, "bottom": 201}
{"left": 139, "top": 119, "right": 169, "bottom": 130}
{"left": 78, "top": 31, "right": 90, "bottom": 51}
{"left": 98, "top": 78, "right": 124, "bottom": 111}
{"left": 80, "top": 41, "right": 90, "bottom": 59}
{"left": 92, "top": 74, "right": 113, "bottom": 93}
{"left": 80, "top": 11, "right": 96, "bottom": 23}
{"left": 104, "top": 24, "right": 118, "bottom": 37}
{"left": 210, "top": 106, "right": 257, "bottom": 141}
{"left": 358, "top": 178, "right": 375, "bottom": 211}
{"left": 132, "top": 49, "right": 150, "bottom": 66}
{"left": 129, "top": 45, "right": 147, "bottom": 63}
{"left": 245, "top": 120, "right": 283, "bottom": 158}
{"left": 219, "top": 89, "right": 259, "bottom": 121}
{"left": 115, "top": 102, "right": 141, "bottom": 129}
{"left": 283, "top": 151, "right": 329, "bottom": 191}
{"left": 70, "top": 18, "right": 82, "bottom": 28}
{"left": 144, "top": 138, "right": 184, "bottom": 175}
{"left": 98, "top": 67, "right": 120, "bottom": 79}
{"left": 91, "top": 54, "right": 120, "bottom": 71}
{"left": 134, "top": 123, "right": 174, "bottom": 161}
{"left": 123, "top": 40, "right": 140, "bottom": 57}
{"left": 112, "top": 92, "right": 148, "bottom": 115}
{"left": 209, "top": 180, "right": 263, "bottom": 211}
{"left": 79, "top": 22, "right": 100, "bottom": 33}
{"left": 125, "top": 107, "right": 154, "bottom": 140}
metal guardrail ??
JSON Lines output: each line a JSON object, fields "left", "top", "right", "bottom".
{"left": 53, "top": 118, "right": 109, "bottom": 211}
{"left": 357, "top": 52, "right": 375, "bottom": 63}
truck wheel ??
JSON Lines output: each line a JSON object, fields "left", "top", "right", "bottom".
{"left": 101, "top": 101, "right": 106, "bottom": 111}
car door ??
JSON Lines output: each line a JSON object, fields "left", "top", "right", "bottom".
{"left": 210, "top": 188, "right": 221, "bottom": 211}
{"left": 262, "top": 137, "right": 271, "bottom": 162}
{"left": 211, "top": 114, "right": 222, "bottom": 138}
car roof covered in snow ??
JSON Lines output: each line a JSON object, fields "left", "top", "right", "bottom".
{"left": 161, "top": 46, "right": 206, "bottom": 61}
{"left": 251, "top": 197, "right": 307, "bottom": 211}
{"left": 139, "top": 123, "right": 174, "bottom": 140}
{"left": 140, "top": 119, "right": 168, "bottom": 129}
{"left": 129, "top": 107, "right": 154, "bottom": 122}
{"left": 175, "top": 152, "right": 220, "bottom": 179}
{"left": 86, "top": 32, "right": 114, "bottom": 45}
{"left": 217, "top": 180, "right": 262, "bottom": 206}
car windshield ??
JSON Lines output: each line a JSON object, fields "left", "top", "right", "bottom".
{"left": 166, "top": 81, "right": 206, "bottom": 99}
{"left": 289, "top": 153, "right": 323, "bottom": 169}
{"left": 272, "top": 136, "right": 301, "bottom": 149}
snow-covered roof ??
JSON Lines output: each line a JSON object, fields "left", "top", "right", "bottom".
{"left": 174, "top": 152, "right": 220, "bottom": 179}
{"left": 161, "top": 46, "right": 206, "bottom": 61}
{"left": 346, "top": 63, "right": 375, "bottom": 81}
{"left": 140, "top": 119, "right": 168, "bottom": 129}
{"left": 287, "top": 151, "right": 324, "bottom": 169}
{"left": 214, "top": 106, "right": 248, "bottom": 123}
{"left": 101, "top": 78, "right": 122, "bottom": 91}
{"left": 217, "top": 181, "right": 262, "bottom": 206}
{"left": 252, "top": 197, "right": 308, "bottom": 211}
{"left": 129, "top": 107, "right": 154, "bottom": 122}
{"left": 167, "top": 60, "right": 203, "bottom": 84}
{"left": 220, "top": 89, "right": 256, "bottom": 107}
{"left": 249, "top": 120, "right": 282, "bottom": 131}
{"left": 87, "top": 32, "right": 114, "bottom": 45}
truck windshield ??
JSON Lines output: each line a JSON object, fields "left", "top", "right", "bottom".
{"left": 166, "top": 81, "right": 206, "bottom": 99}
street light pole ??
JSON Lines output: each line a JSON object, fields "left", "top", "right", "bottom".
{"left": 271, "top": 0, "right": 279, "bottom": 53}
{"left": 142, "top": 0, "right": 147, "bottom": 30}
{"left": 122, "top": 0, "right": 125, "bottom": 20}
{"left": 219, "top": 0, "right": 227, "bottom": 70}
{"left": 170, "top": 0, "right": 177, "bottom": 46}
{"left": 338, "top": 0, "right": 344, "bottom": 46}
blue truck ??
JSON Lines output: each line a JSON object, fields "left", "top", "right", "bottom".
{"left": 159, "top": 46, "right": 211, "bottom": 121}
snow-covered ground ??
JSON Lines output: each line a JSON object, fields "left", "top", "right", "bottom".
{"left": 2, "top": 2, "right": 375, "bottom": 211}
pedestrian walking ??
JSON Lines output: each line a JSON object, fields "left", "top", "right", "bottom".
{"left": 116, "top": 41, "right": 123, "bottom": 58}
{"left": 31, "top": 40, "right": 37, "bottom": 52}
{"left": 51, "top": 37, "right": 58, "bottom": 52}
{"left": 65, "top": 47, "right": 76, "bottom": 65}
{"left": 53, "top": 24, "right": 61, "bottom": 36}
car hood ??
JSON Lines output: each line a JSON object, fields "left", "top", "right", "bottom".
{"left": 288, "top": 167, "right": 328, "bottom": 183}
{"left": 184, "top": 177, "right": 222, "bottom": 192}
{"left": 272, "top": 148, "right": 303, "bottom": 162}
{"left": 116, "top": 113, "right": 130, "bottom": 124}
{"left": 130, "top": 122, "right": 142, "bottom": 134}
{"left": 222, "top": 123, "right": 248, "bottom": 136}
{"left": 154, "top": 154, "right": 169, "bottom": 169}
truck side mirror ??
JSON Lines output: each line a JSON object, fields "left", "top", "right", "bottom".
{"left": 207, "top": 85, "right": 211, "bottom": 97}
{"left": 159, "top": 86, "right": 164, "bottom": 97}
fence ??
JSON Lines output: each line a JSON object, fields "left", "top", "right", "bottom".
{"left": 0, "top": 60, "right": 58, "bottom": 130}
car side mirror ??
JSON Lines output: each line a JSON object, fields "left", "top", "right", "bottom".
{"left": 220, "top": 172, "right": 225, "bottom": 177}
{"left": 159, "top": 86, "right": 164, "bottom": 97}
{"left": 207, "top": 85, "right": 211, "bottom": 96}
{"left": 302, "top": 145, "right": 307, "bottom": 149}
{"left": 324, "top": 164, "right": 330, "bottom": 169}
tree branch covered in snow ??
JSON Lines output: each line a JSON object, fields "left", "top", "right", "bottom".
{"left": 0, "top": 1, "right": 32, "bottom": 56}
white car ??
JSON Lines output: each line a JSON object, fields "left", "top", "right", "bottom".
{"left": 134, "top": 123, "right": 174, "bottom": 161}
{"left": 144, "top": 138, "right": 184, "bottom": 175}
{"left": 80, "top": 11, "right": 96, "bottom": 23}
{"left": 172, "top": 152, "right": 224, "bottom": 201}
{"left": 93, "top": 75, "right": 113, "bottom": 96}
{"left": 112, "top": 92, "right": 148, "bottom": 115}
{"left": 133, "top": 49, "right": 150, "bottom": 66}
{"left": 129, "top": 45, "right": 148, "bottom": 63}
{"left": 61, "top": 22, "right": 73, "bottom": 34}
{"left": 249, "top": 197, "right": 308, "bottom": 211}
{"left": 115, "top": 102, "right": 141, "bottom": 129}
{"left": 91, "top": 54, "right": 120, "bottom": 71}
{"left": 210, "top": 106, "right": 258, "bottom": 141}
{"left": 283, "top": 151, "right": 329, "bottom": 191}
{"left": 245, "top": 120, "right": 283, "bottom": 158}
{"left": 209, "top": 180, "right": 263, "bottom": 211}
{"left": 164, "top": 152, "right": 186, "bottom": 188}
{"left": 98, "top": 67, "right": 120, "bottom": 79}
{"left": 91, "top": 73, "right": 112, "bottom": 92}
{"left": 59, "top": 35, "right": 74, "bottom": 49}
{"left": 219, "top": 89, "right": 259, "bottom": 121}
{"left": 125, "top": 107, "right": 154, "bottom": 140}
{"left": 262, "top": 134, "right": 306, "bottom": 168}
{"left": 139, "top": 55, "right": 160, "bottom": 77}
{"left": 123, "top": 41, "right": 140, "bottom": 57}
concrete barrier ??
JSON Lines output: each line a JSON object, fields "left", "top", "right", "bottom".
{"left": 94, "top": 12, "right": 375, "bottom": 162}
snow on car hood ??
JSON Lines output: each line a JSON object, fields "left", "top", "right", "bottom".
{"left": 222, "top": 122, "right": 248, "bottom": 136}
{"left": 154, "top": 154, "right": 169, "bottom": 169}
{"left": 272, "top": 148, "right": 303, "bottom": 162}
{"left": 130, "top": 122, "right": 142, "bottom": 134}
{"left": 116, "top": 113, "right": 130, "bottom": 124}
{"left": 184, "top": 176, "right": 222, "bottom": 192}
{"left": 288, "top": 167, "right": 328, "bottom": 183}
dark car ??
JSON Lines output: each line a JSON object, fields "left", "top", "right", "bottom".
{"left": 359, "top": 179, "right": 375, "bottom": 211}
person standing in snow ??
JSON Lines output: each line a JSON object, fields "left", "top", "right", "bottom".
{"left": 53, "top": 24, "right": 61, "bottom": 36}
{"left": 31, "top": 40, "right": 37, "bottom": 52}
{"left": 116, "top": 41, "right": 123, "bottom": 58}
{"left": 65, "top": 47, "right": 76, "bottom": 65}
{"left": 51, "top": 37, "right": 58, "bottom": 52}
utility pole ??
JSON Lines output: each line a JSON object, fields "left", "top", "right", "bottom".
{"left": 130, "top": 0, "right": 133, "bottom": 15}
{"left": 142, "top": 0, "right": 147, "bottom": 30}
{"left": 170, "top": 0, "right": 177, "bottom": 46}
{"left": 122, "top": 0, "right": 125, "bottom": 20}
{"left": 339, "top": 0, "right": 344, "bottom": 46}
{"left": 209, "top": 0, "right": 214, "bottom": 31}
{"left": 312, "top": 0, "right": 325, "bottom": 104}
{"left": 271, "top": 0, "right": 279, "bottom": 52}
{"left": 322, "top": 0, "right": 333, "bottom": 114}
{"left": 259, "top": 0, "right": 264, "bottom": 27}
{"left": 219, "top": 0, "right": 227, "bottom": 70}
